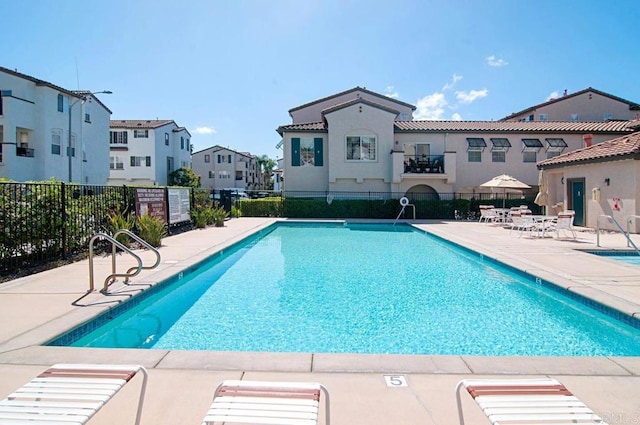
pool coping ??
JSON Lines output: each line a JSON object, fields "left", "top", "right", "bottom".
{"left": 1, "top": 218, "right": 640, "bottom": 377}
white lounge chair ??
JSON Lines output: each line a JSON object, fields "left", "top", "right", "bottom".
{"left": 203, "top": 380, "right": 330, "bottom": 425}
{"left": 455, "top": 378, "right": 607, "bottom": 425}
{"left": 479, "top": 206, "right": 499, "bottom": 223}
{"left": 0, "top": 363, "right": 148, "bottom": 424}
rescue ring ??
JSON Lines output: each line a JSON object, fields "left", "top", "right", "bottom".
{"left": 400, "top": 197, "right": 409, "bottom": 207}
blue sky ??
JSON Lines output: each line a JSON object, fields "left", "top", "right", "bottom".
{"left": 3, "top": 0, "right": 639, "bottom": 160}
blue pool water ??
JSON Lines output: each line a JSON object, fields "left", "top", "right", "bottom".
{"left": 53, "top": 223, "right": 640, "bottom": 356}
{"left": 588, "top": 250, "right": 640, "bottom": 266}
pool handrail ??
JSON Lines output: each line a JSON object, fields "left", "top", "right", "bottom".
{"left": 626, "top": 215, "right": 640, "bottom": 249}
{"left": 596, "top": 215, "right": 640, "bottom": 255}
{"left": 88, "top": 232, "right": 143, "bottom": 293}
{"left": 113, "top": 229, "right": 161, "bottom": 281}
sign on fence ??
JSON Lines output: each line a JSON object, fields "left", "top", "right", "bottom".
{"left": 134, "top": 188, "right": 167, "bottom": 222}
{"left": 168, "top": 188, "right": 191, "bottom": 224}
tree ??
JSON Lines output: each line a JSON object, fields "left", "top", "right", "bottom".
{"left": 257, "top": 154, "right": 277, "bottom": 190}
{"left": 168, "top": 167, "right": 201, "bottom": 188}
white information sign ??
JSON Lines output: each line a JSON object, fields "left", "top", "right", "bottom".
{"left": 167, "top": 188, "right": 191, "bottom": 224}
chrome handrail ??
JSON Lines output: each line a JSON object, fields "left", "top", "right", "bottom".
{"left": 88, "top": 232, "right": 143, "bottom": 293}
{"left": 626, "top": 215, "right": 640, "bottom": 249}
{"left": 596, "top": 215, "right": 640, "bottom": 255}
{"left": 113, "top": 229, "right": 161, "bottom": 282}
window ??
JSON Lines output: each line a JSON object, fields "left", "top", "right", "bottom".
{"left": 130, "top": 156, "right": 151, "bottom": 166}
{"left": 67, "top": 134, "right": 76, "bottom": 157}
{"left": 181, "top": 137, "right": 184, "bottom": 149}
{"left": 346, "top": 136, "right": 376, "bottom": 161}
{"left": 546, "top": 138, "right": 567, "bottom": 159}
{"left": 110, "top": 156, "right": 124, "bottom": 170}
{"left": 603, "top": 113, "right": 612, "bottom": 121}
{"left": 186, "top": 139, "right": 190, "bottom": 151}
{"left": 539, "top": 113, "right": 548, "bottom": 121}
{"left": 110, "top": 131, "right": 128, "bottom": 145}
{"left": 218, "top": 170, "right": 231, "bottom": 179}
{"left": 57, "top": 94, "right": 64, "bottom": 112}
{"left": 228, "top": 154, "right": 232, "bottom": 163}
{"left": 291, "top": 137, "right": 323, "bottom": 166}
{"left": 84, "top": 104, "right": 91, "bottom": 123}
{"left": 491, "top": 151, "right": 506, "bottom": 162}
{"left": 208, "top": 171, "right": 214, "bottom": 178}
{"left": 522, "top": 138, "right": 542, "bottom": 163}
{"left": 571, "top": 114, "right": 579, "bottom": 122}
{"left": 134, "top": 129, "right": 148, "bottom": 138}
{"left": 466, "top": 137, "right": 486, "bottom": 162}
{"left": 204, "top": 154, "right": 210, "bottom": 163}
{"left": 51, "top": 130, "right": 62, "bottom": 155}
{"left": 165, "top": 133, "right": 169, "bottom": 146}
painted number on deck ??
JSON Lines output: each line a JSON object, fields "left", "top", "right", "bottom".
{"left": 384, "top": 375, "right": 407, "bottom": 387}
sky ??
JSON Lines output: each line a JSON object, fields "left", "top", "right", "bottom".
{"left": 3, "top": 0, "right": 639, "bottom": 160}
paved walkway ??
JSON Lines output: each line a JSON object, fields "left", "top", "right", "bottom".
{"left": 1, "top": 218, "right": 639, "bottom": 424}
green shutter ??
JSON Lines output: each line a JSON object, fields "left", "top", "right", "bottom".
{"left": 314, "top": 138, "right": 323, "bottom": 166}
{"left": 291, "top": 138, "right": 300, "bottom": 166}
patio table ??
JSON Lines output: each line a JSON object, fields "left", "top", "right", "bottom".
{"left": 531, "top": 215, "right": 557, "bottom": 237}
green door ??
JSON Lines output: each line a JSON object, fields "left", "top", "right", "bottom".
{"left": 570, "top": 180, "right": 585, "bottom": 226}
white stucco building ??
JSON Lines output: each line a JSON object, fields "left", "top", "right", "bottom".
{"left": 0, "top": 66, "right": 112, "bottom": 184}
{"left": 277, "top": 87, "right": 637, "bottom": 199}
{"left": 108, "top": 120, "right": 191, "bottom": 186}
{"left": 192, "top": 145, "right": 263, "bottom": 192}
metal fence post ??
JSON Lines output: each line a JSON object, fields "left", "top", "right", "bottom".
{"left": 61, "top": 182, "right": 68, "bottom": 259}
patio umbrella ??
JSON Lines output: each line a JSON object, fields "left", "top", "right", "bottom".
{"left": 534, "top": 170, "right": 549, "bottom": 209}
{"left": 480, "top": 174, "right": 531, "bottom": 208}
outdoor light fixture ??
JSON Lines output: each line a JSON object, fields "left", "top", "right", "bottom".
{"left": 604, "top": 178, "right": 610, "bottom": 186}
{"left": 68, "top": 90, "right": 112, "bottom": 182}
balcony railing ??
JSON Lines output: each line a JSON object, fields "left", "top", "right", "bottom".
{"left": 16, "top": 146, "right": 35, "bottom": 158}
{"left": 404, "top": 155, "right": 444, "bottom": 174}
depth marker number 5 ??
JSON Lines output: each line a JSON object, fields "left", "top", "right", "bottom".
{"left": 384, "top": 375, "right": 407, "bottom": 387}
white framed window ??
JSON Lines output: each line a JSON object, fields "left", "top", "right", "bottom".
{"left": 346, "top": 136, "right": 376, "bottom": 161}
{"left": 603, "top": 113, "right": 612, "bottom": 120}
{"left": 218, "top": 170, "right": 231, "bottom": 179}
{"left": 571, "top": 113, "right": 579, "bottom": 122}
{"left": 134, "top": 129, "right": 149, "bottom": 138}
{"left": 110, "top": 131, "right": 128, "bottom": 145}
{"left": 57, "top": 94, "right": 64, "bottom": 112}
{"left": 523, "top": 151, "right": 537, "bottom": 162}
{"left": 522, "top": 138, "right": 542, "bottom": 163}
{"left": 84, "top": 104, "right": 91, "bottom": 123}
{"left": 466, "top": 138, "right": 486, "bottom": 162}
{"left": 51, "top": 129, "right": 62, "bottom": 155}
{"left": 491, "top": 151, "right": 506, "bottom": 162}
{"left": 468, "top": 151, "right": 482, "bottom": 162}
{"left": 539, "top": 113, "right": 548, "bottom": 121}
{"left": 67, "top": 134, "right": 76, "bottom": 157}
{"left": 165, "top": 133, "right": 169, "bottom": 146}
{"left": 204, "top": 154, "right": 210, "bottom": 163}
{"left": 130, "top": 156, "right": 151, "bottom": 166}
{"left": 110, "top": 156, "right": 124, "bottom": 170}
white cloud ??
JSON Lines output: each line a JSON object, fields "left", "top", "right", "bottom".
{"left": 442, "top": 73, "right": 463, "bottom": 91}
{"left": 414, "top": 92, "right": 448, "bottom": 120}
{"left": 193, "top": 126, "right": 217, "bottom": 135}
{"left": 384, "top": 85, "right": 399, "bottom": 99}
{"left": 486, "top": 55, "right": 508, "bottom": 67}
{"left": 451, "top": 112, "right": 462, "bottom": 121}
{"left": 546, "top": 91, "right": 560, "bottom": 101}
{"left": 455, "top": 89, "right": 488, "bottom": 104}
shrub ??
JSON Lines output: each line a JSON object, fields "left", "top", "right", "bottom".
{"left": 191, "top": 205, "right": 211, "bottom": 229}
{"left": 136, "top": 214, "right": 167, "bottom": 248}
{"left": 105, "top": 204, "right": 135, "bottom": 246}
{"left": 211, "top": 206, "right": 228, "bottom": 227}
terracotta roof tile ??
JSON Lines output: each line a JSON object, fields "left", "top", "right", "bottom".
{"left": 110, "top": 119, "right": 176, "bottom": 129}
{"left": 538, "top": 131, "right": 640, "bottom": 168}
{"left": 288, "top": 86, "right": 416, "bottom": 113}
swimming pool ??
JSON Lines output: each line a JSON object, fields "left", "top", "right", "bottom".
{"left": 587, "top": 250, "right": 640, "bottom": 266}
{"left": 49, "top": 222, "right": 640, "bottom": 356}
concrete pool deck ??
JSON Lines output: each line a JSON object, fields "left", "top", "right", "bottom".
{"left": 0, "top": 217, "right": 639, "bottom": 424}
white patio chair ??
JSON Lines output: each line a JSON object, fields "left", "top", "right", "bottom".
{"left": 555, "top": 210, "right": 577, "bottom": 239}
{"left": 479, "top": 206, "right": 498, "bottom": 223}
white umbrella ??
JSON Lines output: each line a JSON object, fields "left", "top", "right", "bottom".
{"left": 480, "top": 174, "right": 531, "bottom": 208}
{"left": 534, "top": 170, "right": 549, "bottom": 208}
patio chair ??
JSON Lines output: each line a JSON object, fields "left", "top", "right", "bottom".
{"left": 0, "top": 363, "right": 148, "bottom": 424}
{"left": 517, "top": 211, "right": 539, "bottom": 237}
{"left": 479, "top": 205, "right": 498, "bottom": 223}
{"left": 202, "top": 380, "right": 330, "bottom": 425}
{"left": 555, "top": 210, "right": 577, "bottom": 239}
{"left": 455, "top": 378, "right": 608, "bottom": 425}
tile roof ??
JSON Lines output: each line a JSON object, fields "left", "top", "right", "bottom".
{"left": 537, "top": 131, "right": 640, "bottom": 168}
{"left": 276, "top": 119, "right": 636, "bottom": 136}
{"left": 110, "top": 119, "right": 176, "bottom": 129}
{"left": 500, "top": 87, "right": 640, "bottom": 121}
{"left": 322, "top": 97, "right": 401, "bottom": 116}
{"left": 288, "top": 86, "right": 416, "bottom": 113}
{"left": 0, "top": 65, "right": 82, "bottom": 99}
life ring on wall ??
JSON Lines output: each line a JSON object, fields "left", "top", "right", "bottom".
{"left": 400, "top": 197, "right": 409, "bottom": 207}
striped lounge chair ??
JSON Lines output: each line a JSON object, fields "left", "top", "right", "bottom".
{"left": 456, "top": 378, "right": 607, "bottom": 425}
{"left": 202, "top": 380, "right": 330, "bottom": 425}
{"left": 0, "top": 363, "right": 148, "bottom": 424}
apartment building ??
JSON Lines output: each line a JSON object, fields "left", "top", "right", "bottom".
{"left": 108, "top": 120, "right": 191, "bottom": 186}
{"left": 0, "top": 66, "right": 111, "bottom": 184}
{"left": 276, "top": 87, "right": 637, "bottom": 197}
{"left": 192, "top": 145, "right": 263, "bottom": 192}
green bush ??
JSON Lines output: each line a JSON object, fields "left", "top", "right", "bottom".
{"left": 237, "top": 198, "right": 282, "bottom": 217}
{"left": 136, "top": 214, "right": 167, "bottom": 248}
{"left": 105, "top": 204, "right": 135, "bottom": 246}
{"left": 191, "top": 205, "right": 211, "bottom": 228}
{"left": 211, "top": 206, "right": 228, "bottom": 227}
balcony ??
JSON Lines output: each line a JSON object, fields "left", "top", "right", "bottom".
{"left": 403, "top": 155, "right": 444, "bottom": 174}
{"left": 16, "top": 146, "right": 35, "bottom": 158}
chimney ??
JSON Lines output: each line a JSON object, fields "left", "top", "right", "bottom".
{"left": 563, "top": 89, "right": 567, "bottom": 96}
{"left": 583, "top": 133, "right": 593, "bottom": 148}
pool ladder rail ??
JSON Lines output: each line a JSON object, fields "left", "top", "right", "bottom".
{"left": 596, "top": 214, "right": 640, "bottom": 255}
{"left": 88, "top": 230, "right": 161, "bottom": 293}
